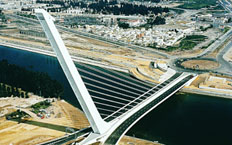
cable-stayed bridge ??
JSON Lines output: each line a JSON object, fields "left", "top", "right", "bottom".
{"left": 35, "top": 9, "right": 195, "bottom": 145}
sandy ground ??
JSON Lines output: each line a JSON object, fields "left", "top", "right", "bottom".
{"left": 0, "top": 97, "right": 164, "bottom": 145}
{"left": 119, "top": 135, "right": 163, "bottom": 145}
{"left": 34, "top": 100, "right": 90, "bottom": 129}
{"left": 0, "top": 35, "right": 49, "bottom": 48}
{"left": 0, "top": 98, "right": 89, "bottom": 145}
{"left": 0, "top": 95, "right": 45, "bottom": 118}
{"left": 187, "top": 73, "right": 232, "bottom": 94}
{"left": 224, "top": 45, "right": 232, "bottom": 62}
{"left": 189, "top": 74, "right": 209, "bottom": 87}
{"left": 0, "top": 118, "right": 65, "bottom": 145}
{"left": 130, "top": 67, "right": 159, "bottom": 83}
{"left": 181, "top": 60, "right": 219, "bottom": 70}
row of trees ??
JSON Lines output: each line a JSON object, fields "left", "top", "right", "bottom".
{"left": 147, "top": 16, "right": 166, "bottom": 25}
{"left": 87, "top": 1, "right": 169, "bottom": 15}
{"left": 0, "top": 83, "right": 28, "bottom": 98}
{"left": 0, "top": 60, "right": 63, "bottom": 98}
{"left": 36, "top": 0, "right": 169, "bottom": 16}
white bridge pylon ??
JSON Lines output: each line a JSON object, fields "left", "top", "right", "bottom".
{"left": 35, "top": 9, "right": 110, "bottom": 135}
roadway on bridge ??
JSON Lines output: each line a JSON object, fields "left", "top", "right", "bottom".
{"left": 105, "top": 73, "right": 193, "bottom": 144}
{"left": 38, "top": 127, "right": 92, "bottom": 145}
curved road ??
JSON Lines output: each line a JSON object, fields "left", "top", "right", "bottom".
{"left": 168, "top": 29, "right": 232, "bottom": 76}
{"left": 216, "top": 40, "right": 232, "bottom": 74}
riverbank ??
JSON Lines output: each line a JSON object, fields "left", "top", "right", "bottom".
{"left": 182, "top": 88, "right": 232, "bottom": 99}
{"left": 131, "top": 63, "right": 232, "bottom": 99}
{"left": 0, "top": 41, "right": 128, "bottom": 73}
{"left": 1, "top": 41, "right": 232, "bottom": 100}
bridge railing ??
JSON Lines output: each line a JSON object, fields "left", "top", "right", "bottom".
{"left": 106, "top": 73, "right": 185, "bottom": 122}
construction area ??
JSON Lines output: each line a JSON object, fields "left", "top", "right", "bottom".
{"left": 0, "top": 94, "right": 162, "bottom": 145}
{"left": 184, "top": 73, "right": 232, "bottom": 98}
{"left": 0, "top": 94, "right": 89, "bottom": 145}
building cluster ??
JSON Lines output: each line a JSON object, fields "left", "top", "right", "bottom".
{"left": 0, "top": 0, "right": 36, "bottom": 10}
{"left": 78, "top": 24, "right": 194, "bottom": 48}
{"left": 2, "top": 0, "right": 230, "bottom": 49}
{"left": 192, "top": 13, "right": 231, "bottom": 29}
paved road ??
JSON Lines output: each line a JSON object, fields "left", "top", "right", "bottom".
{"left": 37, "top": 127, "right": 92, "bottom": 145}
{"left": 168, "top": 0, "right": 232, "bottom": 74}
{"left": 168, "top": 26, "right": 232, "bottom": 74}
{"left": 220, "top": 0, "right": 232, "bottom": 12}
{"left": 216, "top": 41, "right": 232, "bottom": 74}
{"left": 196, "top": 29, "right": 232, "bottom": 58}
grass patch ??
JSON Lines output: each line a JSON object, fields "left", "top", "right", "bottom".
{"left": 223, "top": 27, "right": 231, "bottom": 34}
{"left": 31, "top": 100, "right": 51, "bottom": 114}
{"left": 153, "top": 35, "right": 208, "bottom": 51}
{"left": 185, "top": 35, "right": 208, "bottom": 40}
{"left": 16, "top": 13, "right": 37, "bottom": 19}
{"left": 178, "top": 0, "right": 218, "bottom": 9}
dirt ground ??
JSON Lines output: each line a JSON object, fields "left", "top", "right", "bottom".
{"left": 181, "top": 60, "right": 219, "bottom": 70}
{"left": 119, "top": 135, "right": 162, "bottom": 145}
{"left": 0, "top": 98, "right": 164, "bottom": 145}
{"left": 0, "top": 99, "right": 89, "bottom": 145}
{"left": 190, "top": 73, "right": 209, "bottom": 87}
{"left": 35, "top": 100, "right": 90, "bottom": 129}
{"left": 0, "top": 118, "right": 65, "bottom": 145}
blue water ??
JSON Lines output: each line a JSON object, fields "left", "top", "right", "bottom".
{"left": 1, "top": 45, "right": 232, "bottom": 145}
{"left": 0, "top": 45, "right": 78, "bottom": 106}
{"left": 127, "top": 93, "right": 232, "bottom": 145}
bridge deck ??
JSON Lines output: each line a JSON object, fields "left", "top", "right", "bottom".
{"left": 104, "top": 74, "right": 193, "bottom": 144}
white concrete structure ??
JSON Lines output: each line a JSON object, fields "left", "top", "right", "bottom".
{"left": 35, "top": 9, "right": 110, "bottom": 135}
{"left": 159, "top": 68, "right": 176, "bottom": 83}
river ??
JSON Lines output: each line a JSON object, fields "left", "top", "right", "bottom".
{"left": 0, "top": 45, "right": 232, "bottom": 145}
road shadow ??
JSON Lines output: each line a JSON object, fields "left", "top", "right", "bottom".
{"left": 11, "top": 119, "right": 79, "bottom": 133}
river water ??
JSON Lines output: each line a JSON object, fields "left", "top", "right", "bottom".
{"left": 1, "top": 45, "right": 232, "bottom": 145}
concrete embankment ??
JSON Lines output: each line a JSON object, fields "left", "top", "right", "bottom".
{"left": 133, "top": 63, "right": 232, "bottom": 99}
{"left": 0, "top": 41, "right": 128, "bottom": 73}
{"left": 182, "top": 88, "right": 232, "bottom": 99}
